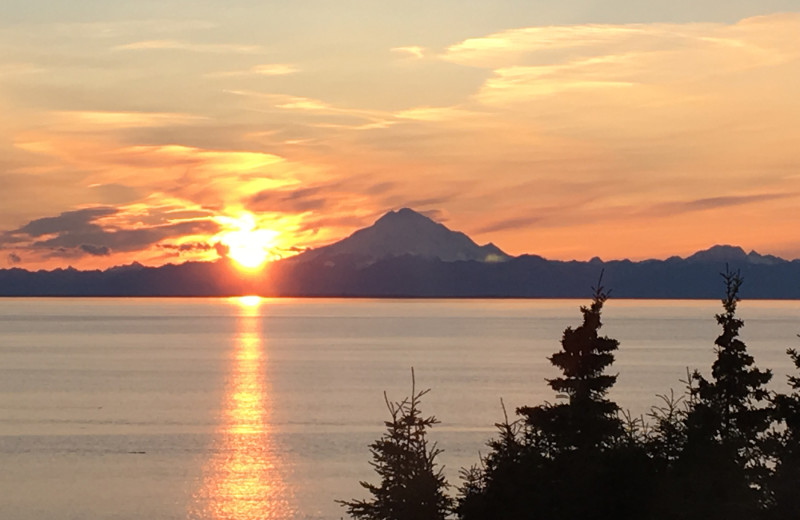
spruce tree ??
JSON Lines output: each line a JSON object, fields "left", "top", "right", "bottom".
{"left": 518, "top": 275, "right": 623, "bottom": 452}
{"left": 458, "top": 276, "right": 648, "bottom": 520}
{"left": 663, "top": 268, "right": 773, "bottom": 519}
{"left": 339, "top": 369, "right": 453, "bottom": 520}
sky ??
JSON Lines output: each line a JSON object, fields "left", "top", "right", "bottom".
{"left": 1, "top": 0, "right": 799, "bottom": 269}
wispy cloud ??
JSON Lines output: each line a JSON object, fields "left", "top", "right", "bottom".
{"left": 208, "top": 63, "right": 300, "bottom": 78}
{"left": 394, "top": 105, "right": 476, "bottom": 122}
{"left": 53, "top": 111, "right": 208, "bottom": 128}
{"left": 476, "top": 215, "right": 544, "bottom": 234}
{"left": 392, "top": 46, "right": 425, "bottom": 59}
{"left": 646, "top": 192, "right": 795, "bottom": 217}
{"left": 248, "top": 185, "right": 331, "bottom": 213}
{"left": 113, "top": 39, "right": 263, "bottom": 54}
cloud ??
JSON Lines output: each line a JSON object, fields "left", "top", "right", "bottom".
{"left": 88, "top": 183, "right": 143, "bottom": 205}
{"left": 273, "top": 96, "right": 332, "bottom": 111}
{"left": 105, "top": 144, "right": 284, "bottom": 172}
{"left": 13, "top": 207, "right": 118, "bottom": 238}
{"left": 53, "top": 111, "right": 208, "bottom": 128}
{"left": 444, "top": 24, "right": 661, "bottom": 68}
{"left": 209, "top": 64, "right": 300, "bottom": 78}
{"left": 159, "top": 241, "right": 215, "bottom": 252}
{"left": 32, "top": 219, "right": 219, "bottom": 253}
{"left": 295, "top": 214, "right": 373, "bottom": 236}
{"left": 476, "top": 215, "right": 544, "bottom": 234}
{"left": 248, "top": 185, "right": 331, "bottom": 213}
{"left": 392, "top": 46, "right": 425, "bottom": 59}
{"left": 364, "top": 181, "right": 396, "bottom": 195}
{"left": 223, "top": 90, "right": 390, "bottom": 124}
{"left": 113, "top": 39, "right": 262, "bottom": 54}
{"left": 440, "top": 14, "right": 800, "bottom": 108}
{"left": 418, "top": 209, "right": 447, "bottom": 222}
{"left": 79, "top": 244, "right": 111, "bottom": 256}
{"left": 3, "top": 206, "right": 221, "bottom": 261}
{"left": 7, "top": 253, "right": 21, "bottom": 264}
{"left": 647, "top": 192, "right": 794, "bottom": 217}
{"left": 394, "top": 106, "right": 476, "bottom": 122}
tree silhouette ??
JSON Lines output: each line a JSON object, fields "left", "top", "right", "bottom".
{"left": 518, "top": 274, "right": 623, "bottom": 453}
{"left": 458, "top": 275, "right": 652, "bottom": 520}
{"left": 655, "top": 268, "right": 773, "bottom": 520}
{"left": 339, "top": 369, "right": 453, "bottom": 520}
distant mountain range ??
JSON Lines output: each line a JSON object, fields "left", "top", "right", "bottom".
{"left": 1, "top": 208, "right": 799, "bottom": 298}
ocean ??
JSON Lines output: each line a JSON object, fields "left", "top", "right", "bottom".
{"left": 0, "top": 297, "right": 798, "bottom": 519}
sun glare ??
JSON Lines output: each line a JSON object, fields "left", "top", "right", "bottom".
{"left": 237, "top": 295, "right": 262, "bottom": 307}
{"left": 218, "top": 213, "right": 279, "bottom": 270}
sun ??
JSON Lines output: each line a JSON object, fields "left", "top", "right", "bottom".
{"left": 218, "top": 213, "right": 279, "bottom": 270}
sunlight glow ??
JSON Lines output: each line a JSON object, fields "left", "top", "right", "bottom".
{"left": 237, "top": 295, "right": 262, "bottom": 307}
{"left": 218, "top": 213, "right": 280, "bottom": 270}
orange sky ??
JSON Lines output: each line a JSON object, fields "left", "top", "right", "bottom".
{"left": 1, "top": 3, "right": 799, "bottom": 269}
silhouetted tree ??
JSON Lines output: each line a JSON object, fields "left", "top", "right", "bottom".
{"left": 769, "top": 343, "right": 800, "bottom": 519}
{"left": 458, "top": 276, "right": 654, "bottom": 520}
{"left": 654, "top": 268, "right": 773, "bottom": 520}
{"left": 647, "top": 389, "right": 689, "bottom": 464}
{"left": 457, "top": 401, "right": 543, "bottom": 520}
{"left": 518, "top": 275, "right": 623, "bottom": 453}
{"left": 339, "top": 369, "right": 453, "bottom": 520}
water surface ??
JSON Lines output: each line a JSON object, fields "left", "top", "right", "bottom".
{"left": 0, "top": 297, "right": 798, "bottom": 519}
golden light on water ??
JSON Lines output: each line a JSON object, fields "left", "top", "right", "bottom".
{"left": 190, "top": 297, "right": 293, "bottom": 519}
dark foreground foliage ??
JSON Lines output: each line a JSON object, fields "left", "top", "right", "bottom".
{"left": 343, "top": 270, "right": 800, "bottom": 520}
{"left": 338, "top": 369, "right": 453, "bottom": 520}
{"left": 458, "top": 276, "right": 654, "bottom": 520}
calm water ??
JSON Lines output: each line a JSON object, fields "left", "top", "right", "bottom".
{"left": 1, "top": 297, "right": 799, "bottom": 519}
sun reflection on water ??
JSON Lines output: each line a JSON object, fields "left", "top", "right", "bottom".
{"left": 190, "top": 297, "right": 293, "bottom": 519}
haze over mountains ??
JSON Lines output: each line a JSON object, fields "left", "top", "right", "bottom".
{"left": 1, "top": 208, "right": 799, "bottom": 298}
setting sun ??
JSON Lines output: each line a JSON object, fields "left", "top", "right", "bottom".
{"left": 218, "top": 213, "right": 279, "bottom": 270}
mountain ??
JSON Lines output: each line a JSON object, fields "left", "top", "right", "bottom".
{"left": 686, "top": 245, "right": 785, "bottom": 266}
{"left": 1, "top": 210, "right": 799, "bottom": 298}
{"left": 293, "top": 208, "right": 509, "bottom": 265}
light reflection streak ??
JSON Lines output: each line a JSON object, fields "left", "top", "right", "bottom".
{"left": 190, "top": 297, "right": 293, "bottom": 519}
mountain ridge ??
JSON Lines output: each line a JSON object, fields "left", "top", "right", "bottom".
{"left": 1, "top": 208, "right": 799, "bottom": 298}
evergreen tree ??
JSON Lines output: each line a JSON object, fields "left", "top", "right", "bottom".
{"left": 657, "top": 268, "right": 773, "bottom": 520}
{"left": 457, "top": 401, "right": 544, "bottom": 520}
{"left": 518, "top": 275, "right": 623, "bottom": 452}
{"left": 646, "top": 389, "right": 689, "bottom": 464}
{"left": 458, "top": 276, "right": 652, "bottom": 520}
{"left": 339, "top": 369, "right": 453, "bottom": 520}
{"left": 769, "top": 344, "right": 800, "bottom": 519}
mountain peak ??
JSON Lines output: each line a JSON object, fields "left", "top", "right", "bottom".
{"left": 376, "top": 207, "right": 426, "bottom": 222}
{"left": 372, "top": 208, "right": 442, "bottom": 231}
{"left": 295, "top": 208, "right": 510, "bottom": 264}
{"left": 686, "top": 244, "right": 786, "bottom": 265}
